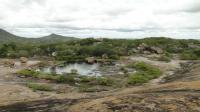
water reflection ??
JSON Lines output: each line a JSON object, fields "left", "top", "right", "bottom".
{"left": 39, "top": 63, "right": 101, "bottom": 76}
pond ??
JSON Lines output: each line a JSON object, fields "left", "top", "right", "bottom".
{"left": 38, "top": 63, "right": 101, "bottom": 76}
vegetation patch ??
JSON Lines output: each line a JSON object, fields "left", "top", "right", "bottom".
{"left": 17, "top": 69, "right": 114, "bottom": 92}
{"left": 17, "top": 69, "right": 40, "bottom": 78}
{"left": 158, "top": 55, "right": 171, "bottom": 62}
{"left": 127, "top": 62, "right": 162, "bottom": 85}
{"left": 27, "top": 83, "right": 53, "bottom": 91}
{"left": 180, "top": 51, "right": 199, "bottom": 60}
{"left": 17, "top": 69, "right": 58, "bottom": 80}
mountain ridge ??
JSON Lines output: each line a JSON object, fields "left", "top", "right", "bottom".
{"left": 0, "top": 29, "right": 78, "bottom": 44}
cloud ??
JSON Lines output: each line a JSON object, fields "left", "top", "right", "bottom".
{"left": 0, "top": 0, "right": 200, "bottom": 39}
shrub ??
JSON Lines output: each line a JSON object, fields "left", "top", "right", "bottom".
{"left": 127, "top": 62, "right": 162, "bottom": 85}
{"left": 17, "top": 69, "right": 114, "bottom": 87}
{"left": 79, "top": 76, "right": 113, "bottom": 86}
{"left": 180, "top": 52, "right": 198, "bottom": 60}
{"left": 128, "top": 72, "right": 148, "bottom": 84}
{"left": 109, "top": 55, "right": 120, "bottom": 60}
{"left": 133, "top": 62, "right": 152, "bottom": 71}
{"left": 17, "top": 69, "right": 39, "bottom": 78}
{"left": 96, "top": 77, "right": 114, "bottom": 86}
{"left": 79, "top": 76, "right": 94, "bottom": 83}
{"left": 56, "top": 55, "right": 86, "bottom": 62}
{"left": 56, "top": 74, "right": 76, "bottom": 83}
{"left": 38, "top": 74, "right": 58, "bottom": 80}
{"left": 17, "top": 69, "right": 58, "bottom": 80}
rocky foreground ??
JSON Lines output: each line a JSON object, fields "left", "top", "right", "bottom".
{"left": 0, "top": 59, "right": 200, "bottom": 112}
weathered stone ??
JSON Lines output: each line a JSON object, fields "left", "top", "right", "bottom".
{"left": 143, "top": 51, "right": 151, "bottom": 54}
{"left": 137, "top": 43, "right": 148, "bottom": 50}
{"left": 3, "top": 59, "right": 15, "bottom": 67}
{"left": 150, "top": 47, "right": 164, "bottom": 54}
{"left": 86, "top": 57, "right": 96, "bottom": 64}
{"left": 20, "top": 57, "right": 28, "bottom": 63}
{"left": 102, "top": 54, "right": 108, "bottom": 59}
{"left": 137, "top": 43, "right": 163, "bottom": 54}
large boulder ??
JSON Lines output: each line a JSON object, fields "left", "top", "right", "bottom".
{"left": 137, "top": 43, "right": 163, "bottom": 54}
{"left": 20, "top": 57, "right": 28, "bottom": 63}
{"left": 137, "top": 43, "right": 148, "bottom": 51}
{"left": 86, "top": 57, "right": 96, "bottom": 64}
{"left": 102, "top": 54, "right": 108, "bottom": 59}
{"left": 3, "top": 59, "right": 15, "bottom": 67}
{"left": 150, "top": 47, "right": 164, "bottom": 54}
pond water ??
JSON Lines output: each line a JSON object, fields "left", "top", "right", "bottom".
{"left": 38, "top": 63, "right": 101, "bottom": 76}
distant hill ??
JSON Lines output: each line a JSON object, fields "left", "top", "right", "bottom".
{"left": 0, "top": 29, "right": 78, "bottom": 45}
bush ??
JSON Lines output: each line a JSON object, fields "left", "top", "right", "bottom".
{"left": 38, "top": 74, "right": 57, "bottom": 80}
{"left": 79, "top": 76, "right": 95, "bottom": 83}
{"left": 17, "top": 69, "right": 114, "bottom": 87}
{"left": 128, "top": 72, "right": 148, "bottom": 84}
{"left": 27, "top": 83, "right": 53, "bottom": 91}
{"left": 55, "top": 55, "right": 86, "bottom": 62}
{"left": 79, "top": 76, "right": 113, "bottom": 86}
{"left": 17, "top": 69, "right": 39, "bottom": 78}
{"left": 109, "top": 55, "right": 120, "bottom": 60}
{"left": 56, "top": 74, "right": 76, "bottom": 83}
{"left": 180, "top": 52, "right": 198, "bottom": 60}
{"left": 17, "top": 69, "right": 58, "bottom": 80}
{"left": 96, "top": 77, "right": 114, "bottom": 86}
{"left": 127, "top": 62, "right": 162, "bottom": 85}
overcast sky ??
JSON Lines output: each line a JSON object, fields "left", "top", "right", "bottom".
{"left": 0, "top": 0, "right": 200, "bottom": 39}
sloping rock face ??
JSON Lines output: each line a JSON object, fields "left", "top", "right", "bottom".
{"left": 164, "top": 61, "right": 200, "bottom": 82}
{"left": 0, "top": 98, "right": 77, "bottom": 112}
{"left": 0, "top": 84, "right": 40, "bottom": 106}
{"left": 68, "top": 81, "right": 200, "bottom": 112}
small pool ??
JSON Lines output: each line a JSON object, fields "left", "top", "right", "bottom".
{"left": 38, "top": 63, "right": 101, "bottom": 76}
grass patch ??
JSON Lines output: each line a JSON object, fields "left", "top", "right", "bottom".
{"left": 158, "top": 55, "right": 171, "bottom": 62}
{"left": 56, "top": 74, "right": 77, "bottom": 84}
{"left": 96, "top": 77, "right": 114, "bottom": 86}
{"left": 27, "top": 83, "right": 53, "bottom": 91}
{"left": 17, "top": 69, "right": 114, "bottom": 92}
{"left": 16, "top": 69, "right": 40, "bottom": 78}
{"left": 180, "top": 52, "right": 198, "bottom": 60}
{"left": 128, "top": 62, "right": 162, "bottom": 85}
{"left": 17, "top": 69, "right": 58, "bottom": 80}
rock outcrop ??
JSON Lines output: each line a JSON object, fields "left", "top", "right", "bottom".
{"left": 85, "top": 57, "right": 96, "bottom": 64}
{"left": 137, "top": 43, "right": 164, "bottom": 54}
{"left": 20, "top": 57, "right": 28, "bottom": 63}
{"left": 3, "top": 59, "right": 15, "bottom": 67}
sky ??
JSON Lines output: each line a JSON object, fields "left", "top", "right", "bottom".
{"left": 0, "top": 0, "right": 200, "bottom": 39}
